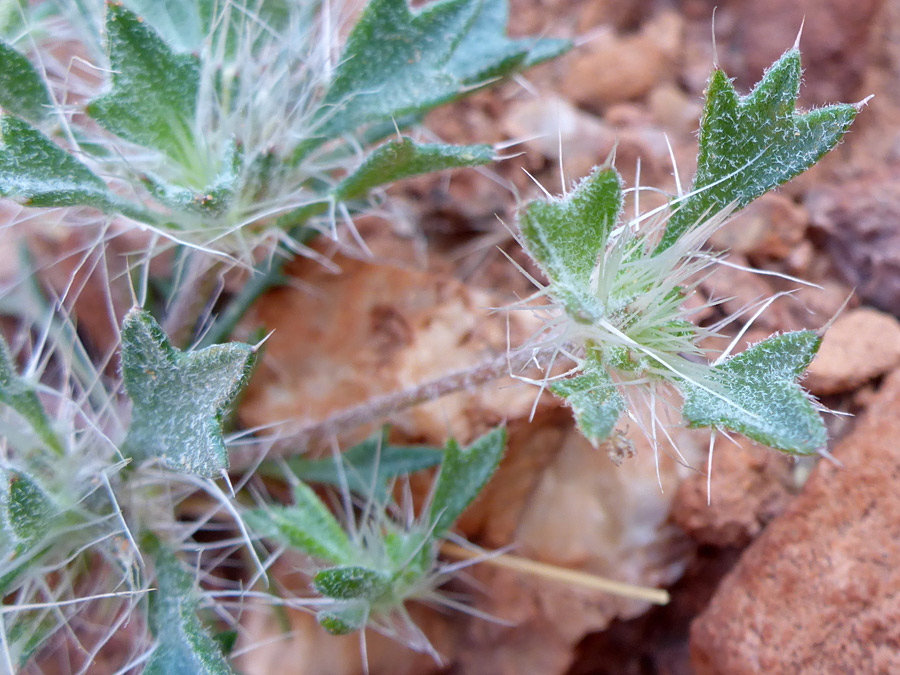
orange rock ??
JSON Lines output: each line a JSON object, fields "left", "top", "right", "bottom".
{"left": 708, "top": 193, "right": 808, "bottom": 261}
{"left": 559, "top": 11, "right": 683, "bottom": 107}
{"left": 691, "top": 367, "right": 900, "bottom": 674}
{"left": 806, "top": 308, "right": 900, "bottom": 395}
{"left": 671, "top": 439, "right": 795, "bottom": 548}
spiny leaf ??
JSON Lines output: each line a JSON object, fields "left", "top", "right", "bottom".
{"left": 5, "top": 470, "right": 58, "bottom": 547}
{"left": 518, "top": 165, "right": 623, "bottom": 317}
{"left": 0, "top": 39, "right": 52, "bottom": 122}
{"left": 144, "top": 539, "right": 234, "bottom": 675}
{"left": 0, "top": 113, "right": 123, "bottom": 212}
{"left": 445, "top": 0, "right": 569, "bottom": 83}
{"left": 681, "top": 330, "right": 827, "bottom": 454}
{"left": 313, "top": 566, "right": 391, "bottom": 601}
{"left": 123, "top": 0, "right": 209, "bottom": 53}
{"left": 551, "top": 353, "right": 624, "bottom": 444}
{"left": 317, "top": 604, "right": 368, "bottom": 635}
{"left": 120, "top": 308, "right": 255, "bottom": 477}
{"left": 0, "top": 467, "right": 58, "bottom": 595}
{"left": 88, "top": 3, "right": 200, "bottom": 167}
{"left": 334, "top": 138, "right": 495, "bottom": 202}
{"left": 143, "top": 139, "right": 243, "bottom": 216}
{"left": 244, "top": 482, "right": 356, "bottom": 565}
{"left": 657, "top": 48, "right": 857, "bottom": 251}
{"left": 272, "top": 428, "right": 443, "bottom": 502}
{"left": 314, "top": 0, "right": 481, "bottom": 139}
{"left": 429, "top": 426, "right": 506, "bottom": 534}
{"left": 0, "top": 335, "right": 63, "bottom": 454}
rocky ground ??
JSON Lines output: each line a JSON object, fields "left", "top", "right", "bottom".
{"left": 233, "top": 0, "right": 900, "bottom": 672}
{"left": 15, "top": 0, "right": 900, "bottom": 672}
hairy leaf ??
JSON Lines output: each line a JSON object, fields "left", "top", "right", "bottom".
{"left": 0, "top": 335, "right": 63, "bottom": 454}
{"left": 88, "top": 3, "right": 200, "bottom": 166}
{"left": 0, "top": 114, "right": 121, "bottom": 212}
{"left": 274, "top": 428, "right": 443, "bottom": 502}
{"left": 143, "top": 139, "right": 242, "bottom": 216}
{"left": 445, "top": 0, "right": 569, "bottom": 83}
{"left": 551, "top": 353, "right": 624, "bottom": 444}
{"left": 314, "top": 0, "right": 480, "bottom": 139}
{"left": 144, "top": 540, "right": 234, "bottom": 675}
{"left": 335, "top": 138, "right": 495, "bottom": 201}
{"left": 244, "top": 482, "right": 355, "bottom": 565}
{"left": 121, "top": 308, "right": 255, "bottom": 477}
{"left": 317, "top": 603, "right": 368, "bottom": 635}
{"left": 681, "top": 331, "right": 826, "bottom": 454}
{"left": 657, "top": 48, "right": 857, "bottom": 250}
{"left": 518, "top": 165, "right": 623, "bottom": 318}
{"left": 5, "top": 470, "right": 57, "bottom": 546}
{"left": 429, "top": 427, "right": 506, "bottom": 534}
{"left": 123, "top": 0, "right": 209, "bottom": 53}
{"left": 0, "top": 39, "right": 52, "bottom": 122}
{"left": 0, "top": 468, "right": 58, "bottom": 595}
{"left": 314, "top": 566, "right": 391, "bottom": 601}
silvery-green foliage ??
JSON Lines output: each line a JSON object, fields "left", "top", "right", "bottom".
{"left": 519, "top": 48, "right": 857, "bottom": 455}
{"left": 120, "top": 308, "right": 256, "bottom": 477}
{"left": 259, "top": 426, "right": 444, "bottom": 502}
{"left": 143, "top": 537, "right": 235, "bottom": 675}
{"left": 656, "top": 49, "right": 857, "bottom": 251}
{"left": 0, "top": 0, "right": 568, "bottom": 258}
{"left": 248, "top": 427, "right": 507, "bottom": 637}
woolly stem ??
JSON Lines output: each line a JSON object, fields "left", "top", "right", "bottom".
{"left": 231, "top": 341, "right": 570, "bottom": 469}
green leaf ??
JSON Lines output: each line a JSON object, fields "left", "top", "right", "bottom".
{"left": 429, "top": 427, "right": 506, "bottom": 534}
{"left": 6, "top": 471, "right": 57, "bottom": 546}
{"left": 551, "top": 353, "right": 624, "bottom": 444}
{"left": 314, "top": 0, "right": 482, "bottom": 139}
{"left": 244, "top": 482, "right": 355, "bottom": 565}
{"left": 0, "top": 39, "right": 52, "bottom": 122}
{"left": 144, "top": 539, "right": 235, "bottom": 675}
{"left": 445, "top": 0, "right": 569, "bottom": 83}
{"left": 317, "top": 603, "right": 368, "bottom": 635}
{"left": 120, "top": 308, "right": 255, "bottom": 477}
{"left": 334, "top": 138, "right": 495, "bottom": 201}
{"left": 143, "top": 139, "right": 243, "bottom": 216}
{"left": 272, "top": 428, "right": 443, "bottom": 502}
{"left": 681, "top": 330, "right": 827, "bottom": 454}
{"left": 0, "top": 113, "right": 123, "bottom": 212}
{"left": 313, "top": 566, "right": 391, "bottom": 601}
{"left": 123, "top": 0, "right": 209, "bottom": 53}
{"left": 0, "top": 335, "right": 63, "bottom": 454}
{"left": 657, "top": 48, "right": 857, "bottom": 251}
{"left": 88, "top": 3, "right": 200, "bottom": 167}
{"left": 518, "top": 165, "right": 623, "bottom": 318}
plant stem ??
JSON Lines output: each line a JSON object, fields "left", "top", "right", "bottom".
{"left": 440, "top": 542, "right": 670, "bottom": 605}
{"left": 231, "top": 341, "right": 570, "bottom": 469}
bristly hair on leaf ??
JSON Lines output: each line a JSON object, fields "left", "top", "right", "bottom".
{"left": 514, "top": 44, "right": 858, "bottom": 462}
{"left": 120, "top": 308, "right": 256, "bottom": 478}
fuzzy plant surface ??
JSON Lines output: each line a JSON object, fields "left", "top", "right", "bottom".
{"left": 0, "top": 0, "right": 570, "bottom": 669}
{"left": 245, "top": 427, "right": 506, "bottom": 649}
{"left": 517, "top": 47, "right": 859, "bottom": 455}
{"left": 0, "top": 0, "right": 569, "bottom": 261}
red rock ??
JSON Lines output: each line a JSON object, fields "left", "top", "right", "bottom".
{"left": 807, "top": 175, "right": 900, "bottom": 316}
{"left": 671, "top": 440, "right": 795, "bottom": 548}
{"left": 560, "top": 11, "right": 683, "bottom": 108}
{"left": 690, "top": 368, "right": 900, "bottom": 674}
{"left": 806, "top": 308, "right": 900, "bottom": 395}
{"left": 708, "top": 193, "right": 808, "bottom": 261}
